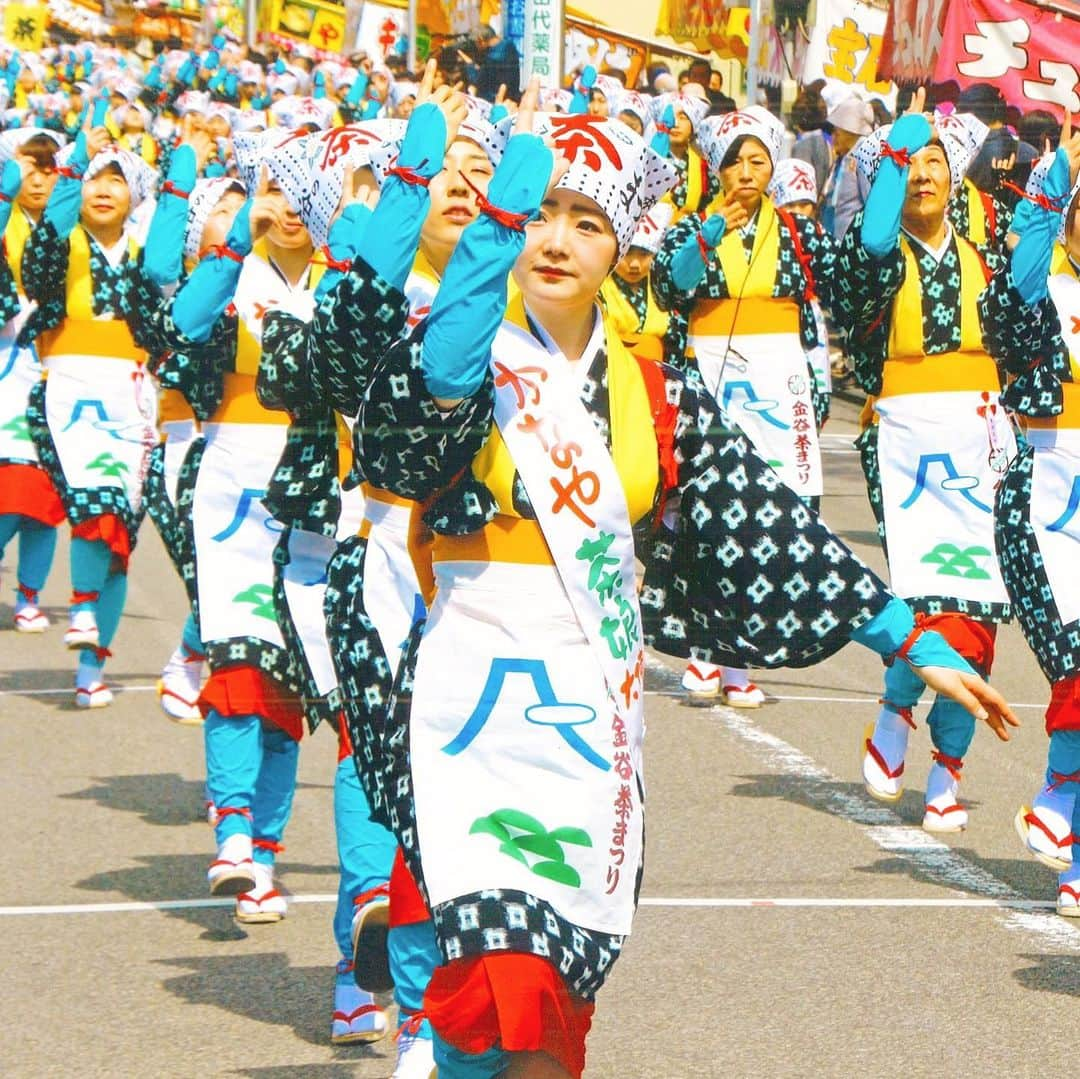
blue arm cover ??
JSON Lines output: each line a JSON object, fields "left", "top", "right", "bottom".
{"left": 142, "top": 144, "right": 197, "bottom": 287}
{"left": 362, "top": 101, "right": 446, "bottom": 290}
{"left": 421, "top": 134, "right": 552, "bottom": 400}
{"left": 862, "top": 114, "right": 932, "bottom": 258}
{"left": 670, "top": 213, "right": 726, "bottom": 292}
{"left": 569, "top": 65, "right": 595, "bottom": 116}
{"left": 651, "top": 106, "right": 674, "bottom": 158}
{"left": 1011, "top": 147, "right": 1072, "bottom": 305}
{"left": 850, "top": 596, "right": 976, "bottom": 707}
{"left": 91, "top": 94, "right": 110, "bottom": 128}
{"left": 43, "top": 132, "right": 88, "bottom": 239}
{"left": 345, "top": 73, "right": 369, "bottom": 106}
{"left": 313, "top": 70, "right": 327, "bottom": 99}
{"left": 0, "top": 160, "right": 21, "bottom": 233}
{"left": 314, "top": 202, "right": 373, "bottom": 302}
{"left": 172, "top": 200, "right": 254, "bottom": 342}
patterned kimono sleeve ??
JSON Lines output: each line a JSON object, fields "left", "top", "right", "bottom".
{"left": 980, "top": 262, "right": 1066, "bottom": 416}
{"left": 146, "top": 300, "right": 235, "bottom": 422}
{"left": 797, "top": 214, "right": 838, "bottom": 314}
{"left": 122, "top": 254, "right": 178, "bottom": 356}
{"left": 0, "top": 243, "right": 19, "bottom": 328}
{"left": 306, "top": 255, "right": 412, "bottom": 418}
{"left": 643, "top": 371, "right": 890, "bottom": 667}
{"left": 359, "top": 323, "right": 494, "bottom": 501}
{"left": 651, "top": 212, "right": 709, "bottom": 312}
{"left": 17, "top": 219, "right": 68, "bottom": 344}
{"left": 831, "top": 212, "right": 907, "bottom": 395}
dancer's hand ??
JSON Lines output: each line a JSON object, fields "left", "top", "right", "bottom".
{"left": 910, "top": 665, "right": 1019, "bottom": 741}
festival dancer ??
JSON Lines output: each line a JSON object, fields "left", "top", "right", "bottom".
{"left": 836, "top": 90, "right": 1013, "bottom": 830}
{"left": 653, "top": 106, "right": 832, "bottom": 707}
{"left": 598, "top": 201, "right": 675, "bottom": 363}
{"left": 0, "top": 129, "right": 64, "bottom": 632}
{"left": 354, "top": 92, "right": 1016, "bottom": 1079}
{"left": 144, "top": 162, "right": 320, "bottom": 922}
{"left": 650, "top": 89, "right": 713, "bottom": 222}
{"left": 21, "top": 126, "right": 156, "bottom": 707}
{"left": 982, "top": 126, "right": 1080, "bottom": 913}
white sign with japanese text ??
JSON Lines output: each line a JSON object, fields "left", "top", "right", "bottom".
{"left": 523, "top": 0, "right": 565, "bottom": 90}
{"left": 803, "top": 0, "right": 897, "bottom": 108}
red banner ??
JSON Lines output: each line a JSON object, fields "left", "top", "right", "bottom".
{"left": 933, "top": 0, "right": 1080, "bottom": 116}
{"left": 878, "top": 0, "right": 948, "bottom": 83}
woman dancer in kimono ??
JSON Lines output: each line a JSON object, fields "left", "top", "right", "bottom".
{"left": 981, "top": 125, "right": 1080, "bottom": 913}
{"left": 263, "top": 77, "right": 507, "bottom": 1072}
{"left": 652, "top": 106, "right": 833, "bottom": 707}
{"left": 355, "top": 90, "right": 1016, "bottom": 1079}
{"left": 0, "top": 130, "right": 63, "bottom": 633}
{"left": 835, "top": 90, "right": 1012, "bottom": 831}
{"left": 143, "top": 161, "right": 321, "bottom": 925}
{"left": 21, "top": 126, "right": 156, "bottom": 707}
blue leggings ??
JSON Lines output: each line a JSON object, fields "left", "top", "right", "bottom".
{"left": 926, "top": 696, "right": 976, "bottom": 761}
{"left": 1048, "top": 730, "right": 1080, "bottom": 864}
{"left": 390, "top": 919, "right": 440, "bottom": 1041}
{"left": 180, "top": 611, "right": 203, "bottom": 657}
{"left": 204, "top": 710, "right": 299, "bottom": 861}
{"left": 332, "top": 754, "right": 396, "bottom": 958}
{"left": 0, "top": 513, "right": 57, "bottom": 595}
{"left": 433, "top": 1035, "right": 509, "bottom": 1078}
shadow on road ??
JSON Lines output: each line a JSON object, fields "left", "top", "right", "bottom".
{"left": 1015, "top": 953, "right": 1080, "bottom": 996}
{"left": 158, "top": 952, "right": 396, "bottom": 1057}
{"left": 61, "top": 771, "right": 332, "bottom": 826}
{"left": 62, "top": 771, "right": 209, "bottom": 826}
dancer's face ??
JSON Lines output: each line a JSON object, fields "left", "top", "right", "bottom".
{"left": 514, "top": 187, "right": 618, "bottom": 308}
{"left": 264, "top": 182, "right": 311, "bottom": 251}
{"left": 420, "top": 138, "right": 493, "bottom": 267}
{"left": 199, "top": 189, "right": 247, "bottom": 254}
{"left": 720, "top": 136, "right": 773, "bottom": 213}
{"left": 16, "top": 153, "right": 57, "bottom": 215}
{"left": 901, "top": 142, "right": 951, "bottom": 233}
{"left": 614, "top": 246, "right": 653, "bottom": 285}
{"left": 81, "top": 165, "right": 131, "bottom": 231}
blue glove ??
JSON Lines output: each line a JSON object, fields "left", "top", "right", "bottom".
{"left": 91, "top": 89, "right": 110, "bottom": 128}
{"left": 0, "top": 159, "right": 22, "bottom": 233}
{"left": 313, "top": 70, "right": 326, "bottom": 99}
{"left": 82, "top": 45, "right": 93, "bottom": 73}
{"left": 862, "top": 113, "right": 932, "bottom": 258}
{"left": 420, "top": 134, "right": 553, "bottom": 401}
{"left": 670, "top": 214, "right": 725, "bottom": 292}
{"left": 849, "top": 595, "right": 914, "bottom": 656}
{"left": 362, "top": 102, "right": 447, "bottom": 289}
{"left": 345, "top": 72, "right": 369, "bottom": 106}
{"left": 223, "top": 71, "right": 238, "bottom": 100}
{"left": 651, "top": 104, "right": 675, "bottom": 158}
{"left": 360, "top": 98, "right": 381, "bottom": 120}
{"left": 1012, "top": 146, "right": 1072, "bottom": 305}
{"left": 178, "top": 52, "right": 198, "bottom": 88}
{"left": 143, "top": 144, "right": 197, "bottom": 287}
{"left": 145, "top": 58, "right": 164, "bottom": 92}
{"left": 172, "top": 199, "right": 253, "bottom": 342}
{"left": 490, "top": 103, "right": 509, "bottom": 123}
{"left": 569, "top": 64, "right": 596, "bottom": 115}
{"left": 202, "top": 49, "right": 221, "bottom": 73}
{"left": 44, "top": 130, "right": 89, "bottom": 239}
{"left": 315, "top": 201, "right": 373, "bottom": 302}
{"left": 272, "top": 58, "right": 287, "bottom": 75}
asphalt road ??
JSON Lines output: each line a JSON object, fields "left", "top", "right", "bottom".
{"left": 2, "top": 396, "right": 1076, "bottom": 1079}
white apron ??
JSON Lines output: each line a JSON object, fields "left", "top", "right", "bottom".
{"left": 1029, "top": 428, "right": 1080, "bottom": 627}
{"left": 0, "top": 304, "right": 40, "bottom": 464}
{"left": 192, "top": 422, "right": 288, "bottom": 644}
{"left": 160, "top": 419, "right": 198, "bottom": 506}
{"left": 689, "top": 314, "right": 824, "bottom": 496}
{"left": 280, "top": 527, "right": 341, "bottom": 696}
{"left": 410, "top": 317, "right": 646, "bottom": 937}
{"left": 43, "top": 352, "right": 158, "bottom": 515}
{"left": 876, "top": 390, "right": 1014, "bottom": 604}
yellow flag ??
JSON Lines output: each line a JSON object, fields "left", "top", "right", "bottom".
{"left": 4, "top": 4, "right": 47, "bottom": 51}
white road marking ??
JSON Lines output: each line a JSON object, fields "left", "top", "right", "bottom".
{"left": 666, "top": 672, "right": 1078, "bottom": 949}
{"left": 0, "top": 895, "right": 1061, "bottom": 917}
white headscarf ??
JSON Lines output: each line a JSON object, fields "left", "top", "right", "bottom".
{"left": 532, "top": 114, "right": 678, "bottom": 258}
{"left": 697, "top": 107, "right": 785, "bottom": 176}
{"left": 767, "top": 157, "right": 819, "bottom": 208}
{"left": 55, "top": 142, "right": 157, "bottom": 209}
{"left": 185, "top": 176, "right": 246, "bottom": 259}
{"left": 627, "top": 201, "right": 674, "bottom": 254}
{"left": 0, "top": 127, "right": 66, "bottom": 167}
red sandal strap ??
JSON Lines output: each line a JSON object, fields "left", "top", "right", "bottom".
{"left": 1060, "top": 883, "right": 1080, "bottom": 901}
{"left": 931, "top": 751, "right": 964, "bottom": 781}
{"left": 925, "top": 802, "right": 965, "bottom": 816}
{"left": 209, "top": 857, "right": 254, "bottom": 869}
{"left": 334, "top": 1004, "right": 381, "bottom": 1023}
{"left": 1024, "top": 811, "right": 1075, "bottom": 850}
{"left": 159, "top": 685, "right": 198, "bottom": 707}
{"left": 864, "top": 736, "right": 904, "bottom": 780}
{"left": 686, "top": 663, "right": 721, "bottom": 682}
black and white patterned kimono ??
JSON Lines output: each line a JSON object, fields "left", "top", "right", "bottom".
{"left": 983, "top": 249, "right": 1080, "bottom": 696}
{"left": 354, "top": 308, "right": 893, "bottom": 1000}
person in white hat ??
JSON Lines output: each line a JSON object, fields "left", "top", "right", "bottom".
{"left": 599, "top": 201, "right": 675, "bottom": 362}
{"left": 0, "top": 130, "right": 64, "bottom": 634}
{"left": 982, "top": 127, "right": 1080, "bottom": 915}
{"left": 353, "top": 86, "right": 1015, "bottom": 1079}
{"left": 653, "top": 105, "right": 834, "bottom": 707}
{"left": 819, "top": 92, "right": 874, "bottom": 240}
{"left": 20, "top": 126, "right": 157, "bottom": 708}
{"left": 836, "top": 89, "right": 1016, "bottom": 832}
